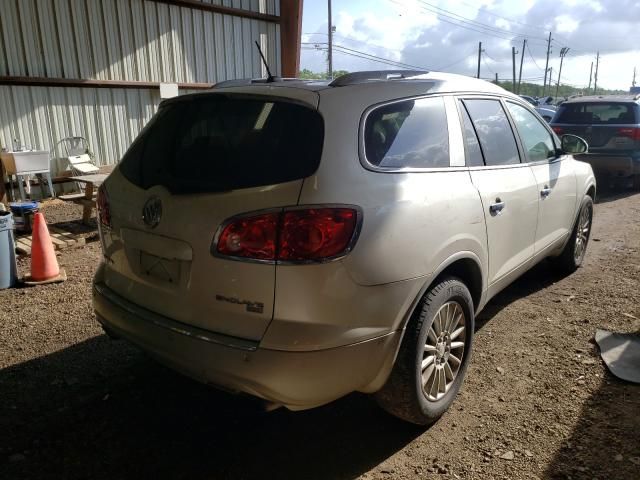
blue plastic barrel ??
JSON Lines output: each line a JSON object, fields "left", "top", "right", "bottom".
{"left": 0, "top": 211, "right": 18, "bottom": 289}
{"left": 9, "top": 201, "right": 39, "bottom": 234}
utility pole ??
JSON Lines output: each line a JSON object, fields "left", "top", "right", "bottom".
{"left": 518, "top": 39, "right": 527, "bottom": 94}
{"left": 542, "top": 32, "right": 552, "bottom": 95}
{"left": 512, "top": 46, "right": 517, "bottom": 93}
{"left": 495, "top": 72, "right": 498, "bottom": 84}
{"left": 327, "top": 0, "right": 333, "bottom": 79}
{"left": 587, "top": 61, "right": 593, "bottom": 91}
{"left": 555, "top": 47, "right": 569, "bottom": 99}
{"left": 633, "top": 67, "right": 637, "bottom": 87}
{"left": 593, "top": 51, "right": 600, "bottom": 95}
{"left": 477, "top": 42, "right": 482, "bottom": 79}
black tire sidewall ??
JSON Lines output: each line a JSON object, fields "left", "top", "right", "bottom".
{"left": 411, "top": 279, "right": 475, "bottom": 420}
{"left": 571, "top": 196, "right": 594, "bottom": 268}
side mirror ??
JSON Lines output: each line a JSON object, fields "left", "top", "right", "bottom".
{"left": 561, "top": 134, "right": 588, "bottom": 154}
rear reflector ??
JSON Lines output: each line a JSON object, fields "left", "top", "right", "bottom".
{"left": 551, "top": 126, "right": 563, "bottom": 135}
{"left": 215, "top": 207, "right": 360, "bottom": 263}
{"left": 617, "top": 127, "right": 640, "bottom": 141}
{"left": 97, "top": 184, "right": 111, "bottom": 228}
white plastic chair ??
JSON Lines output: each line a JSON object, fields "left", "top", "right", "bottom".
{"left": 67, "top": 154, "right": 100, "bottom": 175}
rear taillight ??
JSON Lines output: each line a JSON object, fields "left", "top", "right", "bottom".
{"left": 97, "top": 184, "right": 111, "bottom": 228}
{"left": 551, "top": 126, "right": 563, "bottom": 135}
{"left": 217, "top": 212, "right": 279, "bottom": 260}
{"left": 617, "top": 127, "right": 640, "bottom": 141}
{"left": 214, "top": 207, "right": 360, "bottom": 263}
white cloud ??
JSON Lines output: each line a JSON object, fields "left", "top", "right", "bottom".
{"left": 301, "top": 0, "right": 640, "bottom": 90}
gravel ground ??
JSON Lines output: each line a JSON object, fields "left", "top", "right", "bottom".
{"left": 1, "top": 190, "right": 639, "bottom": 480}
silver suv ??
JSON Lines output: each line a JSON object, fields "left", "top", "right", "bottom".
{"left": 93, "top": 70, "right": 596, "bottom": 424}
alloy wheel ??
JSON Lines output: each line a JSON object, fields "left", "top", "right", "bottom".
{"left": 421, "top": 301, "right": 466, "bottom": 401}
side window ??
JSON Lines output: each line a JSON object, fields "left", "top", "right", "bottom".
{"left": 458, "top": 101, "right": 485, "bottom": 167}
{"left": 463, "top": 99, "right": 521, "bottom": 166}
{"left": 364, "top": 96, "right": 449, "bottom": 169}
{"left": 506, "top": 102, "right": 557, "bottom": 162}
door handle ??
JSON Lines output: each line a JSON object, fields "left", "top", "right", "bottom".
{"left": 489, "top": 198, "right": 505, "bottom": 214}
{"left": 540, "top": 185, "right": 552, "bottom": 198}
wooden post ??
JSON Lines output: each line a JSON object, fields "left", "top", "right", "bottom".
{"left": 280, "top": 0, "right": 303, "bottom": 77}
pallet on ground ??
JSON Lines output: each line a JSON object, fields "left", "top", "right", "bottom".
{"left": 14, "top": 226, "right": 86, "bottom": 256}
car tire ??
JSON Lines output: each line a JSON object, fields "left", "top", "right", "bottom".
{"left": 375, "top": 277, "right": 474, "bottom": 425}
{"left": 552, "top": 195, "right": 593, "bottom": 274}
{"left": 632, "top": 174, "right": 640, "bottom": 191}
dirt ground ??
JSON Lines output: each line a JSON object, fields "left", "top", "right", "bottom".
{"left": 1, "top": 191, "right": 639, "bottom": 480}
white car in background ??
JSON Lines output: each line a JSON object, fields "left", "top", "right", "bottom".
{"left": 93, "top": 70, "right": 596, "bottom": 425}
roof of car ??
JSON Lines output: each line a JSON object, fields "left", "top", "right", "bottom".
{"left": 212, "top": 70, "right": 514, "bottom": 98}
{"left": 563, "top": 94, "right": 640, "bottom": 104}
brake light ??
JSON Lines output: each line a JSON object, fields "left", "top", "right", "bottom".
{"left": 217, "top": 212, "right": 279, "bottom": 260}
{"left": 215, "top": 207, "right": 360, "bottom": 263}
{"left": 96, "top": 184, "right": 111, "bottom": 228}
{"left": 279, "top": 208, "right": 358, "bottom": 261}
{"left": 617, "top": 127, "right": 640, "bottom": 140}
{"left": 551, "top": 126, "right": 563, "bottom": 135}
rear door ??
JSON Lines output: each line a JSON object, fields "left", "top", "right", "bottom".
{"left": 460, "top": 98, "right": 539, "bottom": 286}
{"left": 505, "top": 101, "right": 577, "bottom": 252}
{"left": 100, "top": 92, "right": 324, "bottom": 341}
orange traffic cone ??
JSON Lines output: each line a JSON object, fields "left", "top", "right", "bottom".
{"left": 24, "top": 212, "right": 66, "bottom": 285}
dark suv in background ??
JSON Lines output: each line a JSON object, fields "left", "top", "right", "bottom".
{"left": 551, "top": 95, "right": 640, "bottom": 189}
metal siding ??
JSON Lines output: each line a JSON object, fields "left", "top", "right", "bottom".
{"left": 1, "top": 0, "right": 282, "bottom": 168}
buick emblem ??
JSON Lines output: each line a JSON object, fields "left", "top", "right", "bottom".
{"left": 142, "top": 197, "right": 162, "bottom": 228}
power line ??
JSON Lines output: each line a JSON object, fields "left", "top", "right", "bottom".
{"left": 457, "top": 0, "right": 544, "bottom": 32}
{"left": 526, "top": 42, "right": 545, "bottom": 72}
{"left": 304, "top": 44, "right": 432, "bottom": 71}
{"left": 387, "top": 0, "right": 547, "bottom": 46}
{"left": 333, "top": 44, "right": 431, "bottom": 70}
{"left": 415, "top": 0, "right": 548, "bottom": 42}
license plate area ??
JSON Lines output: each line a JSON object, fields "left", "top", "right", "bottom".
{"left": 136, "top": 250, "right": 191, "bottom": 287}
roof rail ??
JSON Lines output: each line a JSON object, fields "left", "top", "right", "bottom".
{"left": 329, "top": 70, "right": 429, "bottom": 87}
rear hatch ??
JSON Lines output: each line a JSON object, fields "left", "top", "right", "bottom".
{"left": 99, "top": 90, "right": 323, "bottom": 341}
{"left": 551, "top": 101, "right": 640, "bottom": 154}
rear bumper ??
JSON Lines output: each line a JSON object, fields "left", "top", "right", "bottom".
{"left": 93, "top": 282, "right": 402, "bottom": 410}
{"left": 576, "top": 154, "right": 639, "bottom": 177}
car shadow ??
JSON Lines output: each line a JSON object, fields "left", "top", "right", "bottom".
{"left": 542, "top": 353, "right": 640, "bottom": 479}
{"left": 0, "top": 335, "right": 422, "bottom": 480}
{"left": 0, "top": 261, "right": 598, "bottom": 480}
{"left": 475, "top": 260, "right": 567, "bottom": 331}
{"left": 593, "top": 182, "right": 639, "bottom": 205}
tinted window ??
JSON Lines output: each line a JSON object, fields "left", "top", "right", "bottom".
{"left": 506, "top": 102, "right": 556, "bottom": 162}
{"left": 364, "top": 97, "right": 449, "bottom": 168}
{"left": 459, "top": 102, "right": 484, "bottom": 167}
{"left": 464, "top": 99, "right": 520, "bottom": 166}
{"left": 119, "top": 95, "right": 324, "bottom": 193}
{"left": 555, "top": 102, "right": 637, "bottom": 124}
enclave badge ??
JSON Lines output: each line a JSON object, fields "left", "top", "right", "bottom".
{"left": 142, "top": 197, "right": 162, "bottom": 228}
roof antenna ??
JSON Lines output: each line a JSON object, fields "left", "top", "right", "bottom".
{"left": 255, "top": 40, "right": 276, "bottom": 83}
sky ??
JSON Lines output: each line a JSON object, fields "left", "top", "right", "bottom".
{"left": 300, "top": 0, "right": 640, "bottom": 91}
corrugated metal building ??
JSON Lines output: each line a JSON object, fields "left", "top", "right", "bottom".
{"left": 0, "top": 0, "right": 301, "bottom": 176}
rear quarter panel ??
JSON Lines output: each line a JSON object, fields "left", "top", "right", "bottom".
{"left": 297, "top": 88, "right": 488, "bottom": 290}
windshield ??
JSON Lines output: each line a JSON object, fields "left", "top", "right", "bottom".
{"left": 119, "top": 94, "right": 324, "bottom": 193}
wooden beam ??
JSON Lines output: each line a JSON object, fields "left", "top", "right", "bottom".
{"left": 0, "top": 76, "right": 213, "bottom": 90}
{"left": 150, "top": 0, "right": 279, "bottom": 23}
{"left": 280, "top": 0, "right": 303, "bottom": 77}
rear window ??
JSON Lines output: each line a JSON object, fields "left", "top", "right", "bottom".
{"left": 119, "top": 94, "right": 324, "bottom": 193}
{"left": 363, "top": 96, "right": 449, "bottom": 169}
{"left": 555, "top": 102, "right": 638, "bottom": 124}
